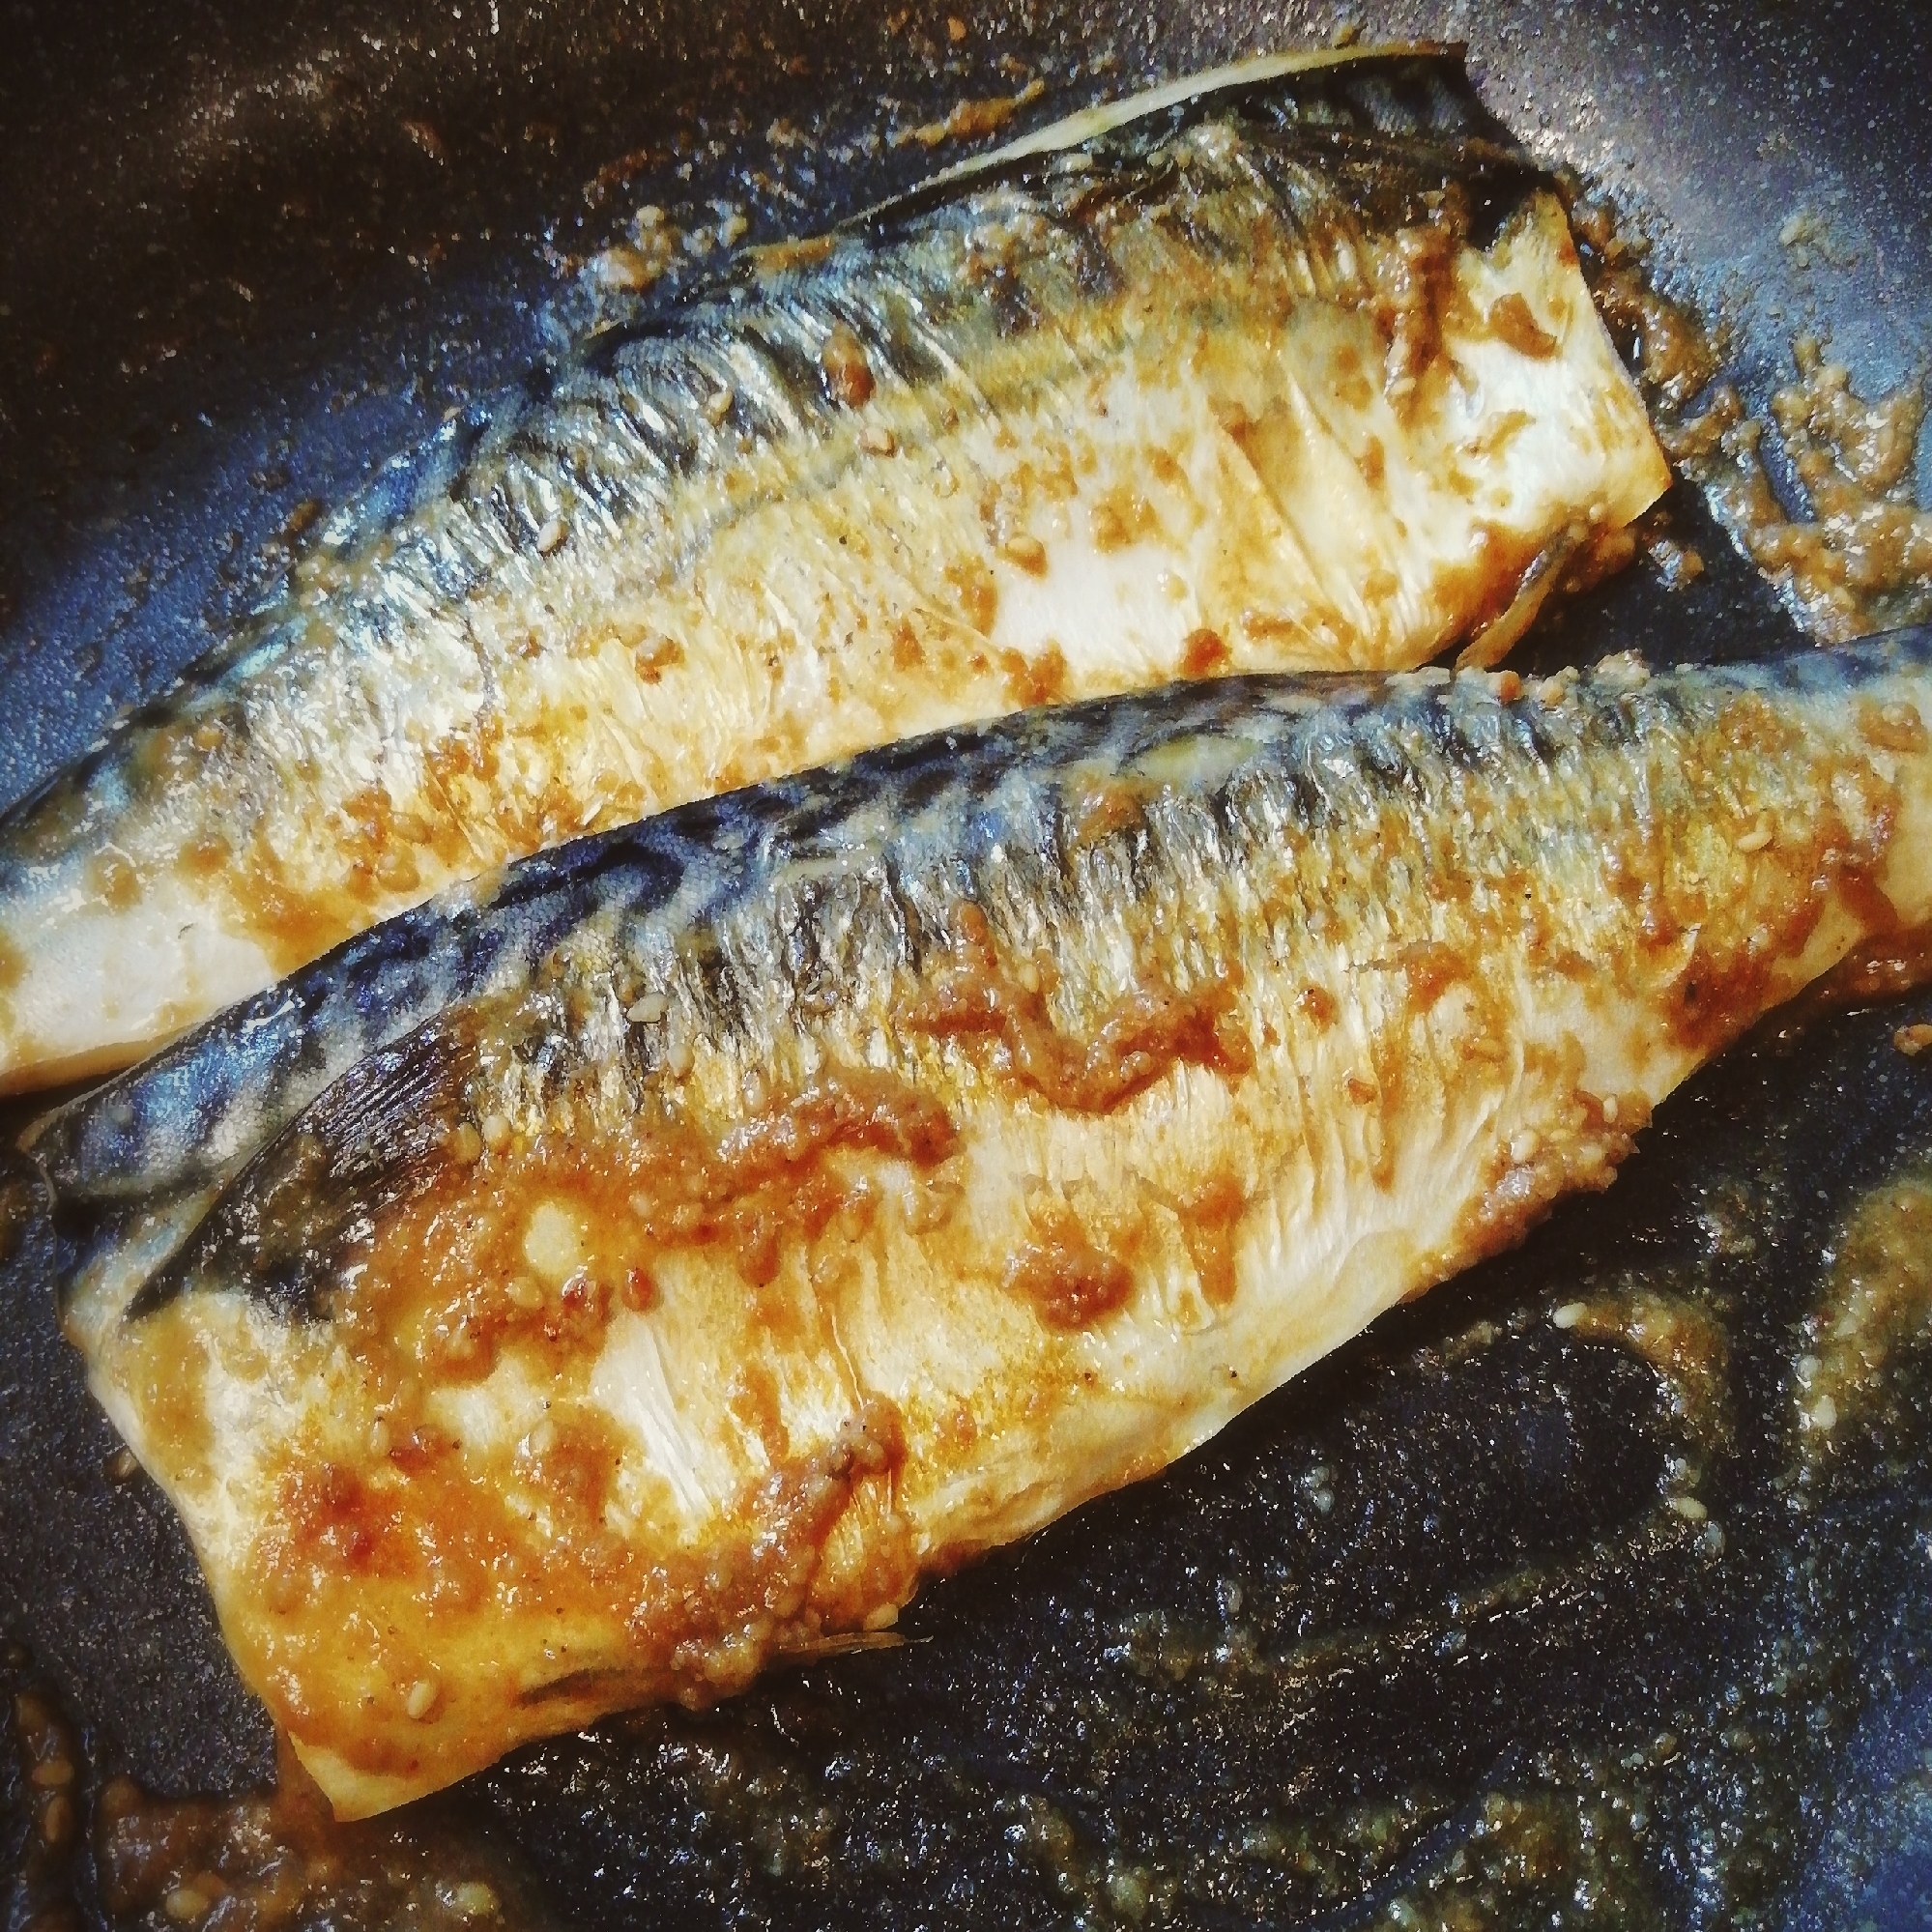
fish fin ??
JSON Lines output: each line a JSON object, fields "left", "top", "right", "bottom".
{"left": 780, "top": 1630, "right": 911, "bottom": 1662}
{"left": 124, "top": 1016, "right": 477, "bottom": 1324}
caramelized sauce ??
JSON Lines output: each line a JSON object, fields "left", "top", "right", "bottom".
{"left": 895, "top": 79, "right": 1046, "bottom": 152}
{"left": 1004, "top": 1216, "right": 1135, "bottom": 1330}
{"left": 95, "top": 1735, "right": 555, "bottom": 1931}
{"left": 1661, "top": 340, "right": 1932, "bottom": 643}
{"left": 905, "top": 905, "right": 1253, "bottom": 1115}
{"left": 245, "top": 1391, "right": 915, "bottom": 1785}
{"left": 999, "top": 644, "right": 1070, "bottom": 707}
{"left": 1170, "top": 1175, "right": 1249, "bottom": 1311}
{"left": 1180, "top": 627, "right": 1231, "bottom": 678}
{"left": 1486, "top": 291, "right": 1559, "bottom": 360}
{"left": 338, "top": 1065, "right": 959, "bottom": 1392}
{"left": 1397, "top": 940, "right": 1472, "bottom": 1013}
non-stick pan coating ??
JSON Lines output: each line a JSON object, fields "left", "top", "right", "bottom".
{"left": 3, "top": 2, "right": 1931, "bottom": 1924}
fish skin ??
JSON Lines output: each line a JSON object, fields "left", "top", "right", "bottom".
{"left": 37, "top": 628, "right": 1932, "bottom": 1817}
{"left": 0, "top": 46, "right": 1668, "bottom": 1093}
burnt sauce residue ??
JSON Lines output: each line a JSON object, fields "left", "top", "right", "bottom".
{"left": 1666, "top": 342, "right": 1932, "bottom": 645}
{"left": 1571, "top": 192, "right": 1932, "bottom": 645}
{"left": 1, "top": 1705, "right": 562, "bottom": 1931}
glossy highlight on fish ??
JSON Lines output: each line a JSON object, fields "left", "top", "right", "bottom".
{"left": 0, "top": 44, "right": 1669, "bottom": 1094}
{"left": 33, "top": 630, "right": 1932, "bottom": 1817}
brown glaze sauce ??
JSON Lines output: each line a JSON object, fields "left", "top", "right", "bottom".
{"left": 895, "top": 78, "right": 1045, "bottom": 152}
{"left": 1555, "top": 1288, "right": 1732, "bottom": 1454}
{"left": 1168, "top": 1174, "right": 1249, "bottom": 1311}
{"left": 1486, "top": 291, "right": 1560, "bottom": 360}
{"left": 904, "top": 904, "right": 1254, "bottom": 1116}
{"left": 247, "top": 1389, "right": 915, "bottom": 1781}
{"left": 1456, "top": 1085, "right": 1650, "bottom": 1269}
{"left": 819, "top": 324, "right": 876, "bottom": 408}
{"left": 1794, "top": 1167, "right": 1932, "bottom": 1462}
{"left": 1004, "top": 1197, "right": 1137, "bottom": 1330}
{"left": 95, "top": 1736, "right": 554, "bottom": 1930}
{"left": 1582, "top": 183, "right": 1932, "bottom": 645}
{"left": 337, "top": 1064, "right": 959, "bottom": 1396}
{"left": 998, "top": 643, "right": 1070, "bottom": 707}
{"left": 1586, "top": 687, "right": 1903, "bottom": 1057}
{"left": 1365, "top": 195, "right": 1465, "bottom": 412}
{"left": 1179, "top": 627, "right": 1231, "bottom": 678}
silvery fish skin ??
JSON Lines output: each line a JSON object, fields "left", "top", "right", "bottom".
{"left": 36, "top": 631, "right": 1932, "bottom": 1818}
{"left": 0, "top": 44, "right": 1669, "bottom": 1094}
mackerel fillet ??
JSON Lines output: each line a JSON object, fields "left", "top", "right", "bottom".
{"left": 0, "top": 46, "right": 1668, "bottom": 1092}
{"left": 34, "top": 632, "right": 1932, "bottom": 1815}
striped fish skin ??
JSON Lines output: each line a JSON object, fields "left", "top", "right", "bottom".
{"left": 38, "top": 630, "right": 1932, "bottom": 1817}
{"left": 0, "top": 45, "right": 1668, "bottom": 1095}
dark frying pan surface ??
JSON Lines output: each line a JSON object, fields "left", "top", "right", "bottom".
{"left": 3, "top": 1, "right": 1932, "bottom": 1924}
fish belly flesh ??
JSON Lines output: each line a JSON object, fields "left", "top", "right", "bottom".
{"left": 0, "top": 45, "right": 1668, "bottom": 1093}
{"left": 34, "top": 630, "right": 1932, "bottom": 1816}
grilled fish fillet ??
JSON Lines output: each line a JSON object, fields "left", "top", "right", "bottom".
{"left": 0, "top": 45, "right": 1668, "bottom": 1094}
{"left": 34, "top": 631, "right": 1932, "bottom": 1817}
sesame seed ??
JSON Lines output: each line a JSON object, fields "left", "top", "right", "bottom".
{"left": 1000, "top": 532, "right": 1048, "bottom": 572}
{"left": 859, "top": 423, "right": 898, "bottom": 455}
{"left": 1508, "top": 1128, "right": 1542, "bottom": 1165}
{"left": 703, "top": 386, "right": 734, "bottom": 424}
{"left": 1597, "top": 652, "right": 1650, "bottom": 688}
{"left": 39, "top": 1793, "right": 72, "bottom": 1847}
{"left": 405, "top": 1677, "right": 441, "bottom": 1720}
{"left": 1601, "top": 1093, "right": 1620, "bottom": 1125}
{"left": 522, "top": 1202, "right": 585, "bottom": 1286}
{"left": 1551, "top": 1302, "right": 1586, "bottom": 1329}
{"left": 367, "top": 1417, "right": 391, "bottom": 1457}
{"left": 1734, "top": 818, "right": 1775, "bottom": 854}
{"left": 626, "top": 993, "right": 668, "bottom": 1024}
{"left": 535, "top": 515, "right": 568, "bottom": 555}
{"left": 1666, "top": 1494, "right": 1708, "bottom": 1521}
{"left": 480, "top": 1112, "right": 513, "bottom": 1151}
{"left": 163, "top": 1886, "right": 211, "bottom": 1923}
{"left": 447, "top": 1121, "right": 484, "bottom": 1164}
